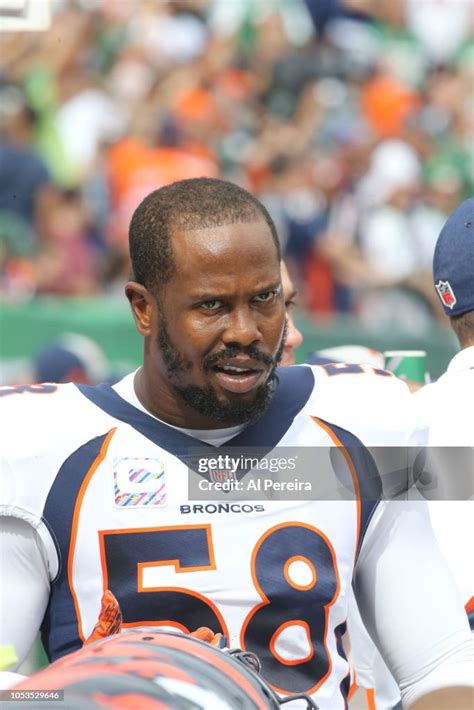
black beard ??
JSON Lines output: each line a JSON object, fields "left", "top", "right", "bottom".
{"left": 157, "top": 315, "right": 287, "bottom": 426}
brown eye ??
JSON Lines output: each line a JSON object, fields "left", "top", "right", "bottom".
{"left": 254, "top": 291, "right": 276, "bottom": 303}
{"left": 200, "top": 300, "right": 222, "bottom": 311}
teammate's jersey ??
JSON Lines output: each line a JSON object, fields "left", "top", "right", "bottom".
{"left": 347, "top": 348, "right": 474, "bottom": 707}
{"left": 0, "top": 364, "right": 413, "bottom": 708}
{"left": 413, "top": 346, "right": 474, "bottom": 609}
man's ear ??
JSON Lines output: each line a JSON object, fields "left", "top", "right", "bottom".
{"left": 125, "top": 282, "right": 156, "bottom": 337}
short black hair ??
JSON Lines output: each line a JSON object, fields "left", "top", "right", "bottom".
{"left": 450, "top": 310, "right": 474, "bottom": 347}
{"left": 129, "top": 177, "right": 281, "bottom": 294}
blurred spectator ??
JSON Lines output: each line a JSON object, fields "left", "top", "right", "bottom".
{"left": 405, "top": 0, "right": 473, "bottom": 65}
{"left": 55, "top": 70, "right": 126, "bottom": 178}
{"left": 0, "top": 85, "right": 53, "bottom": 228}
{"left": 412, "top": 160, "right": 466, "bottom": 272}
{"left": 33, "top": 333, "right": 110, "bottom": 385}
{"left": 0, "top": 0, "right": 471, "bottom": 337}
{"left": 318, "top": 139, "right": 447, "bottom": 329}
{"left": 355, "top": 139, "right": 434, "bottom": 330}
{"left": 361, "top": 72, "right": 420, "bottom": 138}
{"left": 0, "top": 333, "right": 113, "bottom": 387}
{"left": 0, "top": 85, "right": 56, "bottom": 298}
{"left": 304, "top": 0, "right": 370, "bottom": 36}
{"left": 280, "top": 260, "right": 304, "bottom": 365}
{"left": 106, "top": 117, "right": 218, "bottom": 248}
{"left": 34, "top": 189, "right": 103, "bottom": 296}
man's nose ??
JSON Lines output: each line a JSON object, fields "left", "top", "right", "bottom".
{"left": 221, "top": 307, "right": 263, "bottom": 348}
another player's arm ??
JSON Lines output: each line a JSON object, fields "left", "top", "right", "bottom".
{"left": 409, "top": 687, "right": 474, "bottom": 710}
{"left": 0, "top": 388, "right": 63, "bottom": 667}
{"left": 0, "top": 517, "right": 50, "bottom": 669}
{"left": 354, "top": 500, "right": 474, "bottom": 708}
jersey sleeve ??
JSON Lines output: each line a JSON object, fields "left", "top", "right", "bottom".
{"left": 0, "top": 383, "right": 113, "bottom": 579}
{"left": 412, "top": 373, "right": 474, "bottom": 446}
{"left": 355, "top": 500, "right": 474, "bottom": 706}
{"left": 0, "top": 517, "right": 50, "bottom": 668}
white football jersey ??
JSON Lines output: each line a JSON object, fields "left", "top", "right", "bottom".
{"left": 414, "top": 346, "right": 474, "bottom": 610}
{"left": 0, "top": 364, "right": 413, "bottom": 708}
{"left": 347, "top": 348, "right": 474, "bottom": 706}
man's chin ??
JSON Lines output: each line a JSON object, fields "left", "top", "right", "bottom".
{"left": 172, "top": 375, "right": 275, "bottom": 427}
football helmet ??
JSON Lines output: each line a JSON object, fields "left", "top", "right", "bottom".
{"left": 13, "top": 631, "right": 318, "bottom": 709}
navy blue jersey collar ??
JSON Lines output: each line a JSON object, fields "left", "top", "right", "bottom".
{"left": 76, "top": 365, "right": 314, "bottom": 457}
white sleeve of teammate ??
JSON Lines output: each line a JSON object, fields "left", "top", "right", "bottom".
{"left": 354, "top": 499, "right": 474, "bottom": 708}
{"left": 0, "top": 517, "right": 50, "bottom": 669}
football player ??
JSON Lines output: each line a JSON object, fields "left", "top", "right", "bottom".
{"left": 0, "top": 179, "right": 472, "bottom": 709}
{"left": 414, "top": 197, "right": 474, "bottom": 611}
{"left": 341, "top": 197, "right": 474, "bottom": 710}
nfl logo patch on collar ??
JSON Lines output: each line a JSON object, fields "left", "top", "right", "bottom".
{"left": 114, "top": 458, "right": 166, "bottom": 508}
{"left": 435, "top": 280, "right": 457, "bottom": 310}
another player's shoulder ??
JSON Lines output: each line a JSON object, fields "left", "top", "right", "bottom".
{"left": 287, "top": 362, "right": 414, "bottom": 444}
{"left": 413, "top": 363, "right": 474, "bottom": 445}
{"left": 413, "top": 353, "right": 474, "bottom": 420}
{"left": 309, "top": 359, "right": 394, "bottom": 382}
{"left": 297, "top": 359, "right": 405, "bottom": 391}
{"left": 281, "top": 360, "right": 408, "bottom": 394}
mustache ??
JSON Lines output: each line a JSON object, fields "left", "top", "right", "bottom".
{"left": 203, "top": 345, "right": 275, "bottom": 370}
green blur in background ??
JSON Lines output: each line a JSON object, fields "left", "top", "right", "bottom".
{"left": 0, "top": 298, "right": 458, "bottom": 381}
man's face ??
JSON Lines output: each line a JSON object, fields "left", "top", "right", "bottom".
{"left": 280, "top": 261, "right": 303, "bottom": 367}
{"left": 147, "top": 219, "right": 286, "bottom": 427}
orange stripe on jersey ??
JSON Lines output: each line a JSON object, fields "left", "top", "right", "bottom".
{"left": 311, "top": 416, "right": 362, "bottom": 562}
{"left": 347, "top": 673, "right": 358, "bottom": 700}
{"left": 366, "top": 688, "right": 377, "bottom": 710}
{"left": 465, "top": 596, "right": 474, "bottom": 615}
{"left": 68, "top": 428, "right": 117, "bottom": 642}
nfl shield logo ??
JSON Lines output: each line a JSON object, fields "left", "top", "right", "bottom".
{"left": 435, "top": 280, "right": 457, "bottom": 309}
{"left": 210, "top": 469, "right": 236, "bottom": 483}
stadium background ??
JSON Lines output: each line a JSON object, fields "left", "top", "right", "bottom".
{"left": 0, "top": 0, "right": 472, "bottom": 697}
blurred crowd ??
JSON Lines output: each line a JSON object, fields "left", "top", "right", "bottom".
{"left": 1, "top": 0, "right": 472, "bottom": 333}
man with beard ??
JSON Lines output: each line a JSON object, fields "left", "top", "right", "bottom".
{"left": 0, "top": 179, "right": 472, "bottom": 709}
